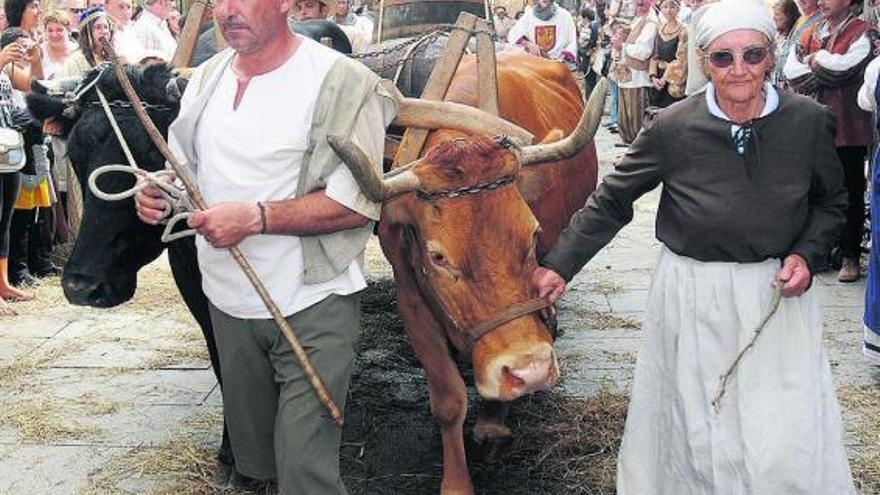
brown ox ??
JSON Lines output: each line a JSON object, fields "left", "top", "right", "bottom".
{"left": 330, "top": 51, "right": 604, "bottom": 494}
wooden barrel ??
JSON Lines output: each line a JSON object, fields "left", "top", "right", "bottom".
{"left": 378, "top": 0, "right": 488, "bottom": 42}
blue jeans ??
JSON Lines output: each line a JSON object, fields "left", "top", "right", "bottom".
{"left": 609, "top": 80, "right": 619, "bottom": 126}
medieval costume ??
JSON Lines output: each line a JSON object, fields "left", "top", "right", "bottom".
{"left": 539, "top": 1, "right": 856, "bottom": 492}
{"left": 774, "top": 7, "right": 822, "bottom": 89}
{"left": 648, "top": 12, "right": 687, "bottom": 108}
{"left": 858, "top": 56, "right": 880, "bottom": 363}
{"left": 784, "top": 12, "right": 872, "bottom": 282}
{"left": 612, "top": 11, "right": 656, "bottom": 144}
{"left": 508, "top": 1, "right": 580, "bottom": 94}
{"left": 507, "top": 1, "right": 578, "bottom": 64}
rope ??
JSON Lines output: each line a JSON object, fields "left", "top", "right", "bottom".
{"left": 88, "top": 86, "right": 196, "bottom": 243}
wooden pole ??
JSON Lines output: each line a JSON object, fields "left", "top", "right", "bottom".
{"left": 170, "top": 0, "right": 210, "bottom": 68}
{"left": 99, "top": 38, "right": 345, "bottom": 427}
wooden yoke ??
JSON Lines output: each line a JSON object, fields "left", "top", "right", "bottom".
{"left": 392, "top": 12, "right": 500, "bottom": 167}
{"left": 171, "top": 0, "right": 211, "bottom": 68}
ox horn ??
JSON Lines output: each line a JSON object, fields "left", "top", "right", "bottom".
{"left": 327, "top": 135, "right": 422, "bottom": 202}
{"left": 518, "top": 77, "right": 609, "bottom": 166}
{"left": 380, "top": 81, "right": 535, "bottom": 145}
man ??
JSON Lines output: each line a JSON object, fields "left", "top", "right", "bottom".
{"left": 784, "top": 0, "right": 872, "bottom": 282}
{"left": 293, "top": 0, "right": 335, "bottom": 20}
{"left": 493, "top": 5, "right": 516, "bottom": 39}
{"left": 610, "top": 0, "right": 656, "bottom": 144}
{"left": 105, "top": 0, "right": 144, "bottom": 62}
{"left": 507, "top": 0, "right": 581, "bottom": 94}
{"left": 135, "top": 0, "right": 394, "bottom": 491}
{"left": 330, "top": 0, "right": 373, "bottom": 52}
{"left": 132, "top": 0, "right": 176, "bottom": 60}
{"left": 56, "top": 0, "right": 86, "bottom": 38}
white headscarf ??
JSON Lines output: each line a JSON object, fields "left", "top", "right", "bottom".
{"left": 684, "top": 0, "right": 776, "bottom": 95}
{"left": 694, "top": 0, "right": 776, "bottom": 49}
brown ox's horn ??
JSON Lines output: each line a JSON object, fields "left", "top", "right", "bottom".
{"left": 327, "top": 135, "right": 422, "bottom": 202}
{"left": 380, "top": 81, "right": 535, "bottom": 144}
{"left": 518, "top": 77, "right": 609, "bottom": 166}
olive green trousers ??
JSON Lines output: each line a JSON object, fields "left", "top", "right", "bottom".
{"left": 209, "top": 293, "right": 360, "bottom": 495}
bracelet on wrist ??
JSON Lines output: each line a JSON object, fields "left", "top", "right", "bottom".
{"left": 257, "top": 201, "right": 268, "bottom": 234}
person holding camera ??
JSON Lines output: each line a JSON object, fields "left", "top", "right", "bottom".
{"left": 0, "top": 27, "right": 42, "bottom": 314}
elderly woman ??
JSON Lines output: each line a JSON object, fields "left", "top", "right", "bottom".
{"left": 533, "top": 0, "right": 856, "bottom": 492}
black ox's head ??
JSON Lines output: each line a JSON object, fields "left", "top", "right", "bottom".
{"left": 28, "top": 63, "right": 184, "bottom": 307}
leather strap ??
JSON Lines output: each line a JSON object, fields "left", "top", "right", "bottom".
{"left": 465, "top": 297, "right": 552, "bottom": 346}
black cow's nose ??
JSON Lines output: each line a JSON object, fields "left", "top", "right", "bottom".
{"left": 61, "top": 272, "right": 135, "bottom": 308}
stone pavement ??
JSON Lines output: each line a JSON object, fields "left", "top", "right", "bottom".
{"left": 0, "top": 122, "right": 878, "bottom": 494}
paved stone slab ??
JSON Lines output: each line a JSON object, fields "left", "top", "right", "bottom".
{"left": 0, "top": 337, "right": 45, "bottom": 366}
{"left": 0, "top": 316, "right": 72, "bottom": 339}
{"left": 0, "top": 444, "right": 119, "bottom": 494}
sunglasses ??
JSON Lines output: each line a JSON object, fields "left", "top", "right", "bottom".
{"left": 706, "top": 45, "right": 770, "bottom": 69}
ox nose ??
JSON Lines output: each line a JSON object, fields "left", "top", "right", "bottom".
{"left": 493, "top": 346, "right": 558, "bottom": 399}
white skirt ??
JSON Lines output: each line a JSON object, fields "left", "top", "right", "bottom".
{"left": 616, "top": 248, "right": 856, "bottom": 495}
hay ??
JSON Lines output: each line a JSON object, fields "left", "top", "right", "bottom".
{"left": 0, "top": 396, "right": 99, "bottom": 442}
{"left": 143, "top": 346, "right": 210, "bottom": 370}
{"left": 837, "top": 385, "right": 880, "bottom": 493}
{"left": 584, "top": 308, "right": 641, "bottom": 331}
{"left": 0, "top": 343, "right": 81, "bottom": 390}
{"left": 128, "top": 265, "right": 184, "bottom": 313}
{"left": 78, "top": 409, "right": 256, "bottom": 495}
{"left": 588, "top": 279, "right": 624, "bottom": 296}
{"left": 470, "top": 389, "right": 629, "bottom": 495}
{"left": 76, "top": 392, "right": 120, "bottom": 416}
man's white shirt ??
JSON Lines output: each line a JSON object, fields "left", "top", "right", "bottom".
{"left": 132, "top": 8, "right": 177, "bottom": 61}
{"left": 173, "top": 38, "right": 385, "bottom": 319}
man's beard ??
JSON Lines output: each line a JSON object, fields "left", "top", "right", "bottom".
{"left": 533, "top": 0, "right": 557, "bottom": 21}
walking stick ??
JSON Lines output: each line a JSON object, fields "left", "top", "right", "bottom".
{"left": 98, "top": 39, "right": 345, "bottom": 427}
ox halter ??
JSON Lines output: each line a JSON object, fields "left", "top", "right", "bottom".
{"left": 403, "top": 171, "right": 557, "bottom": 351}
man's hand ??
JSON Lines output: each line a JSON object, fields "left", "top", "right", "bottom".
{"left": 774, "top": 254, "right": 811, "bottom": 298}
{"left": 134, "top": 178, "right": 173, "bottom": 225}
{"left": 532, "top": 267, "right": 566, "bottom": 304}
{"left": 523, "top": 40, "right": 543, "bottom": 57}
{"left": 187, "top": 202, "right": 262, "bottom": 248}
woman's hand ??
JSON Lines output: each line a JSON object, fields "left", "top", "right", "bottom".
{"left": 0, "top": 42, "right": 26, "bottom": 67}
{"left": 651, "top": 76, "right": 666, "bottom": 90}
{"left": 532, "top": 267, "right": 567, "bottom": 304}
{"left": 774, "top": 254, "right": 811, "bottom": 298}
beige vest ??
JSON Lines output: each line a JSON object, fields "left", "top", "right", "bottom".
{"left": 171, "top": 48, "right": 396, "bottom": 284}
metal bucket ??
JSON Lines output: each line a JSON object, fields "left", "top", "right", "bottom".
{"left": 377, "top": 0, "right": 488, "bottom": 42}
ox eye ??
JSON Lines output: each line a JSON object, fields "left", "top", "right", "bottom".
{"left": 429, "top": 251, "right": 448, "bottom": 266}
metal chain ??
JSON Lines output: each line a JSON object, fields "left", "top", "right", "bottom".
{"left": 347, "top": 23, "right": 501, "bottom": 73}
{"left": 86, "top": 99, "right": 173, "bottom": 112}
{"left": 416, "top": 174, "right": 516, "bottom": 201}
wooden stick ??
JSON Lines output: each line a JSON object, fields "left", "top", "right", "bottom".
{"left": 170, "top": 0, "right": 209, "bottom": 68}
{"left": 711, "top": 286, "right": 783, "bottom": 413}
{"left": 99, "top": 38, "right": 344, "bottom": 427}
